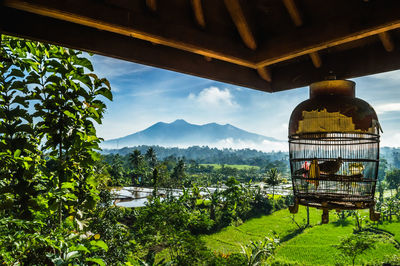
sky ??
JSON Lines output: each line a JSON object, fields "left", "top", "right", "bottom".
{"left": 91, "top": 54, "right": 400, "bottom": 150}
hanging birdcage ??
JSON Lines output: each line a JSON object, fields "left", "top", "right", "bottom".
{"left": 288, "top": 80, "right": 381, "bottom": 223}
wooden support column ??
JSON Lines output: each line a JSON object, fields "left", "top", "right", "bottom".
{"left": 224, "top": 0, "right": 257, "bottom": 50}
{"left": 191, "top": 0, "right": 206, "bottom": 28}
{"left": 378, "top": 31, "right": 394, "bottom": 52}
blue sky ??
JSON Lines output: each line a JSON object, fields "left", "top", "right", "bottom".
{"left": 91, "top": 55, "right": 400, "bottom": 149}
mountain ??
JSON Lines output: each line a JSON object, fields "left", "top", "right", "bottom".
{"left": 101, "top": 119, "right": 286, "bottom": 152}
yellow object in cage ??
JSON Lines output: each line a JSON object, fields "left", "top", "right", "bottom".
{"left": 308, "top": 159, "right": 320, "bottom": 188}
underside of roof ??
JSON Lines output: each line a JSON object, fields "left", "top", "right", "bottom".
{"left": 1, "top": 0, "right": 400, "bottom": 92}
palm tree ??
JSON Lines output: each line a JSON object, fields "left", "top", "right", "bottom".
{"left": 129, "top": 149, "right": 144, "bottom": 184}
{"left": 265, "top": 168, "right": 281, "bottom": 198}
{"left": 145, "top": 147, "right": 157, "bottom": 169}
{"left": 129, "top": 149, "right": 143, "bottom": 169}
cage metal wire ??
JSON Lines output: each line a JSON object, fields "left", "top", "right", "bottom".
{"left": 289, "top": 131, "right": 379, "bottom": 209}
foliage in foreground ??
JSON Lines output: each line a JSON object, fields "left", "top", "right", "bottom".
{"left": 0, "top": 35, "right": 118, "bottom": 264}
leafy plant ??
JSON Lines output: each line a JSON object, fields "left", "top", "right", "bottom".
{"left": 240, "top": 236, "right": 279, "bottom": 266}
{"left": 334, "top": 232, "right": 376, "bottom": 266}
{"left": 0, "top": 35, "right": 114, "bottom": 264}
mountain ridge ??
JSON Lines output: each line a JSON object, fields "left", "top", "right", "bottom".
{"left": 101, "top": 119, "right": 286, "bottom": 151}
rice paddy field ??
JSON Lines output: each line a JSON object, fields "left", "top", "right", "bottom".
{"left": 202, "top": 207, "right": 400, "bottom": 265}
{"left": 199, "top": 163, "right": 260, "bottom": 170}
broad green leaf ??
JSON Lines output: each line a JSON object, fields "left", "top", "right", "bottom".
{"left": 95, "top": 87, "right": 113, "bottom": 101}
{"left": 86, "top": 258, "right": 106, "bottom": 266}
{"left": 63, "top": 110, "right": 75, "bottom": 119}
{"left": 90, "top": 240, "right": 108, "bottom": 252}
{"left": 10, "top": 68, "right": 25, "bottom": 77}
{"left": 70, "top": 245, "right": 90, "bottom": 254}
{"left": 61, "top": 182, "right": 75, "bottom": 189}
{"left": 13, "top": 149, "right": 21, "bottom": 158}
{"left": 74, "top": 57, "right": 94, "bottom": 71}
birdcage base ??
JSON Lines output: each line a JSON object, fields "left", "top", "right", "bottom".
{"left": 296, "top": 193, "right": 374, "bottom": 210}
{"left": 289, "top": 196, "right": 380, "bottom": 223}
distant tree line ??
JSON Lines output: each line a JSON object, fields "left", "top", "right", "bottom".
{"left": 100, "top": 147, "right": 290, "bottom": 187}
{"left": 103, "top": 145, "right": 288, "bottom": 166}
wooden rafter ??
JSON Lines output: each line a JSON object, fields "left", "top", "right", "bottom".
{"left": 378, "top": 31, "right": 394, "bottom": 52}
{"left": 309, "top": 52, "right": 322, "bottom": 68}
{"left": 224, "top": 0, "right": 257, "bottom": 50}
{"left": 145, "top": 0, "right": 157, "bottom": 12}
{"left": 255, "top": 6, "right": 400, "bottom": 68}
{"left": 0, "top": 8, "right": 273, "bottom": 92}
{"left": 191, "top": 0, "right": 206, "bottom": 28}
{"left": 2, "top": 0, "right": 400, "bottom": 92}
{"left": 282, "top": 0, "right": 324, "bottom": 69}
{"left": 3, "top": 0, "right": 255, "bottom": 68}
{"left": 257, "top": 67, "right": 271, "bottom": 82}
{"left": 282, "top": 0, "right": 302, "bottom": 27}
{"left": 271, "top": 40, "right": 400, "bottom": 92}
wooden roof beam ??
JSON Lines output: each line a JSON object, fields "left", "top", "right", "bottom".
{"left": 0, "top": 8, "right": 273, "bottom": 92}
{"left": 3, "top": 0, "right": 255, "bottom": 68}
{"left": 255, "top": 1, "right": 400, "bottom": 68}
{"left": 257, "top": 67, "right": 271, "bottom": 82}
{"left": 282, "top": 0, "right": 302, "bottom": 27}
{"left": 283, "top": 0, "right": 322, "bottom": 69}
{"left": 309, "top": 52, "right": 322, "bottom": 68}
{"left": 191, "top": 0, "right": 206, "bottom": 28}
{"left": 145, "top": 0, "right": 157, "bottom": 12}
{"left": 378, "top": 31, "right": 394, "bottom": 52}
{"left": 271, "top": 40, "right": 400, "bottom": 92}
{"left": 224, "top": 0, "right": 257, "bottom": 50}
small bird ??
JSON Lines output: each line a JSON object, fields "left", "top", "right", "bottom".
{"left": 294, "top": 161, "right": 309, "bottom": 176}
{"left": 318, "top": 157, "right": 343, "bottom": 175}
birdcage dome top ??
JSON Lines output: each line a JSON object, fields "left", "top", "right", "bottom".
{"left": 289, "top": 80, "right": 380, "bottom": 136}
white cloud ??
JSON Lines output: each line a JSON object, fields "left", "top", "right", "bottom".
{"left": 375, "top": 103, "right": 400, "bottom": 114}
{"left": 381, "top": 133, "right": 400, "bottom": 148}
{"left": 188, "top": 86, "right": 238, "bottom": 108}
{"left": 213, "top": 138, "right": 288, "bottom": 152}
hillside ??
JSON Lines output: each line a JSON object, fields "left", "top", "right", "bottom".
{"left": 101, "top": 119, "right": 286, "bottom": 151}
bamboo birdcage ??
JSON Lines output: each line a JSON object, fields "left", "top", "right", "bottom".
{"left": 288, "top": 80, "right": 381, "bottom": 223}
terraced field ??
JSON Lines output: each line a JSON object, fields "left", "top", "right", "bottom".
{"left": 202, "top": 207, "right": 400, "bottom": 265}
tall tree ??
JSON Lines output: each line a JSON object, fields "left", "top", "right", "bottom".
{"left": 0, "top": 35, "right": 44, "bottom": 220}
{"left": 265, "top": 168, "right": 281, "bottom": 198}
{"left": 386, "top": 168, "right": 400, "bottom": 194}
{"left": 129, "top": 149, "right": 146, "bottom": 184}
{"left": 145, "top": 147, "right": 157, "bottom": 169}
{"left": 0, "top": 35, "right": 112, "bottom": 264}
{"left": 171, "top": 159, "right": 186, "bottom": 184}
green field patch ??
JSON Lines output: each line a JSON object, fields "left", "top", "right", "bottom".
{"left": 202, "top": 206, "right": 322, "bottom": 254}
{"left": 203, "top": 207, "right": 400, "bottom": 265}
{"left": 274, "top": 222, "right": 399, "bottom": 265}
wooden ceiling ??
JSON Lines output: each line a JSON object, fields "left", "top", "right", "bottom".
{"left": 1, "top": 0, "right": 400, "bottom": 92}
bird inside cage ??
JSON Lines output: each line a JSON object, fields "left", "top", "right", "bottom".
{"left": 318, "top": 157, "right": 343, "bottom": 175}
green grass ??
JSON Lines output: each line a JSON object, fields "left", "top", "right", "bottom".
{"left": 203, "top": 207, "right": 400, "bottom": 265}
{"left": 201, "top": 206, "right": 322, "bottom": 254}
{"left": 200, "top": 163, "right": 260, "bottom": 170}
{"left": 274, "top": 222, "right": 398, "bottom": 265}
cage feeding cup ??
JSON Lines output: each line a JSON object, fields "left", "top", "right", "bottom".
{"left": 288, "top": 80, "right": 381, "bottom": 223}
